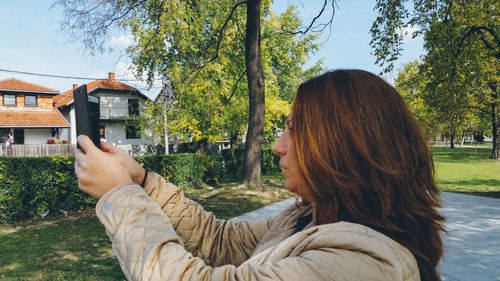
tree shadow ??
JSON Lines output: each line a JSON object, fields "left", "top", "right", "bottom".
{"left": 431, "top": 147, "right": 492, "bottom": 163}
{"left": 0, "top": 215, "right": 125, "bottom": 280}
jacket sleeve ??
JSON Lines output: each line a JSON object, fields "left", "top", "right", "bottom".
{"left": 121, "top": 173, "right": 273, "bottom": 266}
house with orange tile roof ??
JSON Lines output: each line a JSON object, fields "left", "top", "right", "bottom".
{"left": 0, "top": 78, "right": 70, "bottom": 144}
{"left": 54, "top": 73, "right": 150, "bottom": 149}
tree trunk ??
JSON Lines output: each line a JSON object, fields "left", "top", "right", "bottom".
{"left": 450, "top": 127, "right": 455, "bottom": 149}
{"left": 490, "top": 82, "right": 500, "bottom": 159}
{"left": 242, "top": 0, "right": 265, "bottom": 189}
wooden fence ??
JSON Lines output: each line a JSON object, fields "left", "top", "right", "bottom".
{"left": 1, "top": 144, "right": 76, "bottom": 157}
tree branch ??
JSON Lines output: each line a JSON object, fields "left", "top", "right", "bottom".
{"left": 180, "top": 1, "right": 248, "bottom": 83}
{"left": 280, "top": 0, "right": 336, "bottom": 36}
{"left": 456, "top": 26, "right": 500, "bottom": 59}
{"left": 222, "top": 69, "right": 247, "bottom": 105}
{"left": 57, "top": 0, "right": 148, "bottom": 51}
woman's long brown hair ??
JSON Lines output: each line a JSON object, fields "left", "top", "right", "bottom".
{"left": 292, "top": 70, "right": 445, "bottom": 281}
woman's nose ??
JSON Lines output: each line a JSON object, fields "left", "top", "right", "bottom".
{"left": 272, "top": 134, "right": 285, "bottom": 156}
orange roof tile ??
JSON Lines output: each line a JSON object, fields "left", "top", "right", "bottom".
{"left": 54, "top": 78, "right": 141, "bottom": 107}
{"left": 53, "top": 92, "right": 74, "bottom": 107}
{"left": 0, "top": 109, "right": 69, "bottom": 127}
{"left": 0, "top": 78, "right": 59, "bottom": 94}
{"left": 87, "top": 79, "right": 137, "bottom": 92}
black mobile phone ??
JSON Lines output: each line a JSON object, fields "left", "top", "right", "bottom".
{"left": 73, "top": 84, "right": 101, "bottom": 150}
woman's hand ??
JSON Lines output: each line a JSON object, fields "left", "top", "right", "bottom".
{"left": 75, "top": 135, "right": 132, "bottom": 199}
{"left": 99, "top": 140, "right": 147, "bottom": 185}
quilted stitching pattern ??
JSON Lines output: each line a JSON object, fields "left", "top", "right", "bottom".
{"left": 96, "top": 175, "right": 421, "bottom": 281}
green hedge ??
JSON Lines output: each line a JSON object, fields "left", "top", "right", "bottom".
{"left": 0, "top": 150, "right": 279, "bottom": 223}
{"left": 0, "top": 156, "right": 88, "bottom": 223}
{"left": 219, "top": 148, "right": 281, "bottom": 177}
{"left": 136, "top": 154, "right": 224, "bottom": 188}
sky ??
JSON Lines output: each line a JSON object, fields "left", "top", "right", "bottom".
{"left": 0, "top": 0, "right": 424, "bottom": 99}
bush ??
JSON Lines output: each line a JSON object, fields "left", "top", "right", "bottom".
{"left": 0, "top": 150, "right": 279, "bottom": 223}
{"left": 0, "top": 156, "right": 89, "bottom": 223}
{"left": 219, "top": 148, "right": 280, "bottom": 177}
{"left": 137, "top": 154, "right": 221, "bottom": 188}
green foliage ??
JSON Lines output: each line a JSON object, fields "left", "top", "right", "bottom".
{"left": 200, "top": 154, "right": 225, "bottom": 186}
{"left": 0, "top": 150, "right": 280, "bottom": 223}
{"left": 220, "top": 148, "right": 280, "bottom": 178}
{"left": 0, "top": 156, "right": 89, "bottom": 223}
{"left": 0, "top": 154, "right": 217, "bottom": 223}
{"left": 137, "top": 154, "right": 214, "bottom": 188}
{"left": 395, "top": 60, "right": 487, "bottom": 142}
{"left": 383, "top": 0, "right": 499, "bottom": 152}
{"left": 261, "top": 149, "right": 281, "bottom": 175}
{"left": 56, "top": 0, "right": 330, "bottom": 186}
{"left": 371, "top": 0, "right": 499, "bottom": 74}
{"left": 56, "top": 0, "right": 323, "bottom": 146}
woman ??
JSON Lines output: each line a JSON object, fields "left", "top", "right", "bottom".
{"left": 75, "top": 69, "right": 445, "bottom": 281}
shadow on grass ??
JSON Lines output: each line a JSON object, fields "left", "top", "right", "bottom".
{"left": 431, "top": 147, "right": 492, "bottom": 163}
{"left": 439, "top": 179, "right": 500, "bottom": 187}
{"left": 191, "top": 192, "right": 267, "bottom": 219}
{"left": 0, "top": 215, "right": 124, "bottom": 281}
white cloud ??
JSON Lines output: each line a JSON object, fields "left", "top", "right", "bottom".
{"left": 108, "top": 35, "right": 134, "bottom": 49}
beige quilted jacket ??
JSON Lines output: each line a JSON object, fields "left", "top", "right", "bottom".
{"left": 96, "top": 173, "right": 420, "bottom": 281}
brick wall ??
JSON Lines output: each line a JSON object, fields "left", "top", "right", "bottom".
{"left": 0, "top": 93, "right": 54, "bottom": 110}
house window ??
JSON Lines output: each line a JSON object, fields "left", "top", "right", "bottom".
{"left": 126, "top": 123, "right": 141, "bottom": 139}
{"left": 99, "top": 126, "right": 105, "bottom": 139}
{"left": 3, "top": 94, "right": 16, "bottom": 106}
{"left": 24, "top": 95, "right": 37, "bottom": 107}
{"left": 128, "top": 99, "right": 139, "bottom": 116}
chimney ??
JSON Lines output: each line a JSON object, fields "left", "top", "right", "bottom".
{"left": 108, "top": 72, "right": 115, "bottom": 80}
{"left": 73, "top": 84, "right": 78, "bottom": 90}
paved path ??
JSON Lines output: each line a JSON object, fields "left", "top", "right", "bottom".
{"left": 234, "top": 192, "right": 500, "bottom": 280}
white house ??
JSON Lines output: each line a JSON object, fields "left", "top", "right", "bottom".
{"left": 54, "top": 73, "right": 151, "bottom": 154}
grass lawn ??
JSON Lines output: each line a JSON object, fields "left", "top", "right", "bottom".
{"left": 0, "top": 174, "right": 291, "bottom": 280}
{"left": 432, "top": 146, "right": 500, "bottom": 198}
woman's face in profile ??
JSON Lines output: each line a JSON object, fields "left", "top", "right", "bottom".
{"left": 272, "top": 118, "right": 310, "bottom": 201}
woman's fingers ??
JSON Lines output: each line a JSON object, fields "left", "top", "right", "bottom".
{"left": 77, "top": 135, "right": 98, "bottom": 154}
{"left": 100, "top": 140, "right": 114, "bottom": 152}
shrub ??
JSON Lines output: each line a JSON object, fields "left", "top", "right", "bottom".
{"left": 200, "top": 154, "right": 224, "bottom": 186}
{"left": 0, "top": 150, "right": 279, "bottom": 223}
{"left": 0, "top": 156, "right": 88, "bottom": 223}
{"left": 137, "top": 154, "right": 212, "bottom": 188}
{"left": 219, "top": 148, "right": 280, "bottom": 177}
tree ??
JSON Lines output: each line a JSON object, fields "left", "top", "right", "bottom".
{"left": 57, "top": 0, "right": 334, "bottom": 186}
{"left": 395, "top": 60, "right": 484, "bottom": 148}
{"left": 371, "top": 0, "right": 500, "bottom": 157}
{"left": 394, "top": 61, "right": 440, "bottom": 140}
